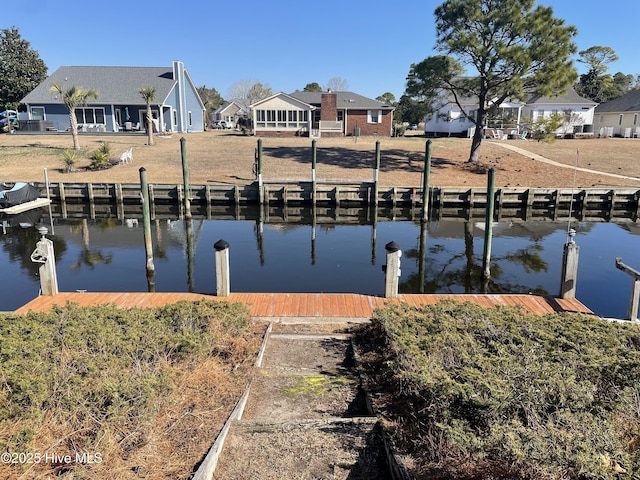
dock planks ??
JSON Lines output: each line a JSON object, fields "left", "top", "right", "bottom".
{"left": 13, "top": 292, "right": 593, "bottom": 317}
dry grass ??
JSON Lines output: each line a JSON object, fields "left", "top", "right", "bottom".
{"left": 1, "top": 130, "right": 640, "bottom": 189}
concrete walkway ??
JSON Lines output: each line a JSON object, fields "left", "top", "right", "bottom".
{"left": 492, "top": 141, "right": 640, "bottom": 183}
{"left": 194, "top": 319, "right": 397, "bottom": 480}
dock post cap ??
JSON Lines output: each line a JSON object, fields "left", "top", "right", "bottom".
{"left": 214, "top": 239, "right": 230, "bottom": 251}
{"left": 385, "top": 241, "right": 400, "bottom": 253}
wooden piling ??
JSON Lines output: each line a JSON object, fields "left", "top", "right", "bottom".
{"left": 139, "top": 167, "right": 155, "bottom": 275}
{"left": 180, "top": 137, "right": 192, "bottom": 219}
{"left": 422, "top": 140, "right": 432, "bottom": 223}
{"left": 481, "top": 168, "right": 496, "bottom": 279}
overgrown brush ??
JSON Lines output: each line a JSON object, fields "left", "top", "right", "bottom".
{"left": 0, "top": 299, "right": 257, "bottom": 478}
{"left": 357, "top": 301, "right": 640, "bottom": 480}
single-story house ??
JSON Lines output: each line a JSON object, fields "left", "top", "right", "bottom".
{"left": 20, "top": 61, "right": 205, "bottom": 133}
{"left": 212, "top": 101, "right": 246, "bottom": 128}
{"left": 251, "top": 91, "right": 395, "bottom": 137}
{"left": 594, "top": 89, "right": 640, "bottom": 138}
{"left": 424, "top": 86, "right": 597, "bottom": 137}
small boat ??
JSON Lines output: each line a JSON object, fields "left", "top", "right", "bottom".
{"left": 0, "top": 182, "right": 51, "bottom": 214}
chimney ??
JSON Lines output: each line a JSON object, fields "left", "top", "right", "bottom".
{"left": 320, "top": 92, "right": 337, "bottom": 122}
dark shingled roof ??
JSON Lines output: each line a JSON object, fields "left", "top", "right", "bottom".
{"left": 21, "top": 66, "right": 178, "bottom": 105}
{"left": 594, "top": 89, "right": 640, "bottom": 113}
{"left": 288, "top": 91, "right": 394, "bottom": 110}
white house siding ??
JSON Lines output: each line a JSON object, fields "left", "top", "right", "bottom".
{"left": 522, "top": 103, "right": 595, "bottom": 135}
{"left": 252, "top": 95, "right": 312, "bottom": 136}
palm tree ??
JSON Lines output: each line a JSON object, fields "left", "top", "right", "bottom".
{"left": 139, "top": 86, "right": 156, "bottom": 146}
{"left": 50, "top": 83, "right": 98, "bottom": 150}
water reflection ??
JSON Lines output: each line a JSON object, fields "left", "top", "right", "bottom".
{"left": 0, "top": 205, "right": 638, "bottom": 318}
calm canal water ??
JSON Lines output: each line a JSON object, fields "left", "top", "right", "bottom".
{"left": 1, "top": 206, "right": 638, "bottom": 318}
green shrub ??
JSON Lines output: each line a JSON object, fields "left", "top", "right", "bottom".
{"left": 358, "top": 301, "right": 640, "bottom": 479}
{"left": 60, "top": 149, "right": 79, "bottom": 172}
{"left": 88, "top": 141, "right": 112, "bottom": 169}
{"left": 0, "top": 300, "right": 253, "bottom": 453}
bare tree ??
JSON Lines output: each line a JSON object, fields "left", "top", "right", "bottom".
{"left": 228, "top": 80, "right": 273, "bottom": 116}
{"left": 325, "top": 77, "right": 349, "bottom": 92}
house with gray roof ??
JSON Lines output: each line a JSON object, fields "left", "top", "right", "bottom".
{"left": 20, "top": 61, "right": 205, "bottom": 133}
{"left": 250, "top": 90, "right": 395, "bottom": 137}
{"left": 593, "top": 89, "right": 640, "bottom": 137}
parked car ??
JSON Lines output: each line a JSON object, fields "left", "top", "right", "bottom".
{"left": 407, "top": 123, "right": 418, "bottom": 131}
{"left": 211, "top": 120, "right": 226, "bottom": 129}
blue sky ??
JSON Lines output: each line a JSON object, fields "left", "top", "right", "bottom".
{"left": 5, "top": 1, "right": 639, "bottom": 102}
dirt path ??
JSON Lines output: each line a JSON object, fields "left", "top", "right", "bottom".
{"left": 202, "top": 319, "right": 394, "bottom": 480}
{"left": 493, "top": 142, "right": 640, "bottom": 184}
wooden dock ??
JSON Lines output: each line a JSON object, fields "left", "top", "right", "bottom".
{"left": 13, "top": 292, "right": 593, "bottom": 317}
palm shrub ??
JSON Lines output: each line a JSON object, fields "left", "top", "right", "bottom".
{"left": 88, "top": 141, "right": 111, "bottom": 169}
{"left": 60, "top": 149, "right": 79, "bottom": 172}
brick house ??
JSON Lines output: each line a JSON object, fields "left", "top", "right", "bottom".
{"left": 251, "top": 90, "right": 394, "bottom": 137}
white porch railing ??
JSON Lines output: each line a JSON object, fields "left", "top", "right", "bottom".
{"left": 319, "top": 121, "right": 342, "bottom": 132}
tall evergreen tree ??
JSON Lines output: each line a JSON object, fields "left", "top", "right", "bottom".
{"left": 0, "top": 27, "right": 47, "bottom": 110}
{"left": 406, "top": 0, "right": 577, "bottom": 162}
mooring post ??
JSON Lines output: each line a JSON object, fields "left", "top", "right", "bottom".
{"left": 559, "top": 229, "right": 580, "bottom": 299}
{"left": 615, "top": 257, "right": 640, "bottom": 321}
{"left": 383, "top": 241, "right": 402, "bottom": 298}
{"left": 30, "top": 226, "right": 58, "bottom": 296}
{"left": 373, "top": 140, "right": 381, "bottom": 207}
{"left": 139, "top": 167, "right": 155, "bottom": 275}
{"left": 311, "top": 139, "right": 317, "bottom": 206}
{"left": 421, "top": 140, "right": 432, "bottom": 223}
{"left": 418, "top": 220, "right": 428, "bottom": 293}
{"left": 180, "top": 137, "right": 192, "bottom": 219}
{"left": 257, "top": 138, "right": 264, "bottom": 205}
{"left": 214, "top": 239, "right": 230, "bottom": 297}
{"left": 481, "top": 168, "right": 496, "bottom": 279}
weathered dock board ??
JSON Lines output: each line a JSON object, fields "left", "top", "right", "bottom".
{"left": 13, "top": 292, "right": 593, "bottom": 317}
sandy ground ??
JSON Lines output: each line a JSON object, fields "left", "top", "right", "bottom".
{"left": 1, "top": 130, "right": 640, "bottom": 189}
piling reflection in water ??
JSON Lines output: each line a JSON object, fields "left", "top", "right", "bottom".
{"left": 0, "top": 204, "right": 638, "bottom": 318}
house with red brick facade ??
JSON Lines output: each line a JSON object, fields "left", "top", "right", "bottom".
{"left": 251, "top": 90, "right": 394, "bottom": 137}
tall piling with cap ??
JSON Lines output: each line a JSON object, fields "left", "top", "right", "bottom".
{"left": 311, "top": 140, "right": 317, "bottom": 206}
{"left": 421, "top": 140, "right": 432, "bottom": 223}
{"left": 481, "top": 168, "right": 496, "bottom": 279}
{"left": 214, "top": 239, "right": 230, "bottom": 296}
{"left": 559, "top": 229, "right": 580, "bottom": 299}
{"left": 383, "top": 241, "right": 402, "bottom": 298}
{"left": 373, "top": 140, "right": 381, "bottom": 207}
{"left": 139, "top": 167, "right": 155, "bottom": 277}
{"left": 30, "top": 226, "right": 58, "bottom": 296}
{"left": 257, "top": 139, "right": 264, "bottom": 204}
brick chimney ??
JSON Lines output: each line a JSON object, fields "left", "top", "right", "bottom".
{"left": 320, "top": 92, "right": 337, "bottom": 121}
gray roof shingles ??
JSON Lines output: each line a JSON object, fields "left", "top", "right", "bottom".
{"left": 21, "top": 66, "right": 177, "bottom": 105}
{"left": 288, "top": 91, "right": 394, "bottom": 110}
{"left": 594, "top": 89, "right": 640, "bottom": 113}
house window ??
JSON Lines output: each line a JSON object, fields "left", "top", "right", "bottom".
{"left": 337, "top": 111, "right": 344, "bottom": 122}
{"left": 74, "top": 107, "right": 105, "bottom": 124}
{"left": 634, "top": 114, "right": 638, "bottom": 126}
{"left": 173, "top": 110, "right": 177, "bottom": 126}
{"left": 256, "top": 109, "right": 308, "bottom": 128}
{"left": 31, "top": 106, "right": 45, "bottom": 121}
{"left": 368, "top": 110, "right": 382, "bottom": 124}
{"left": 188, "top": 111, "right": 193, "bottom": 127}
{"left": 619, "top": 114, "right": 623, "bottom": 126}
{"left": 599, "top": 114, "right": 604, "bottom": 123}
